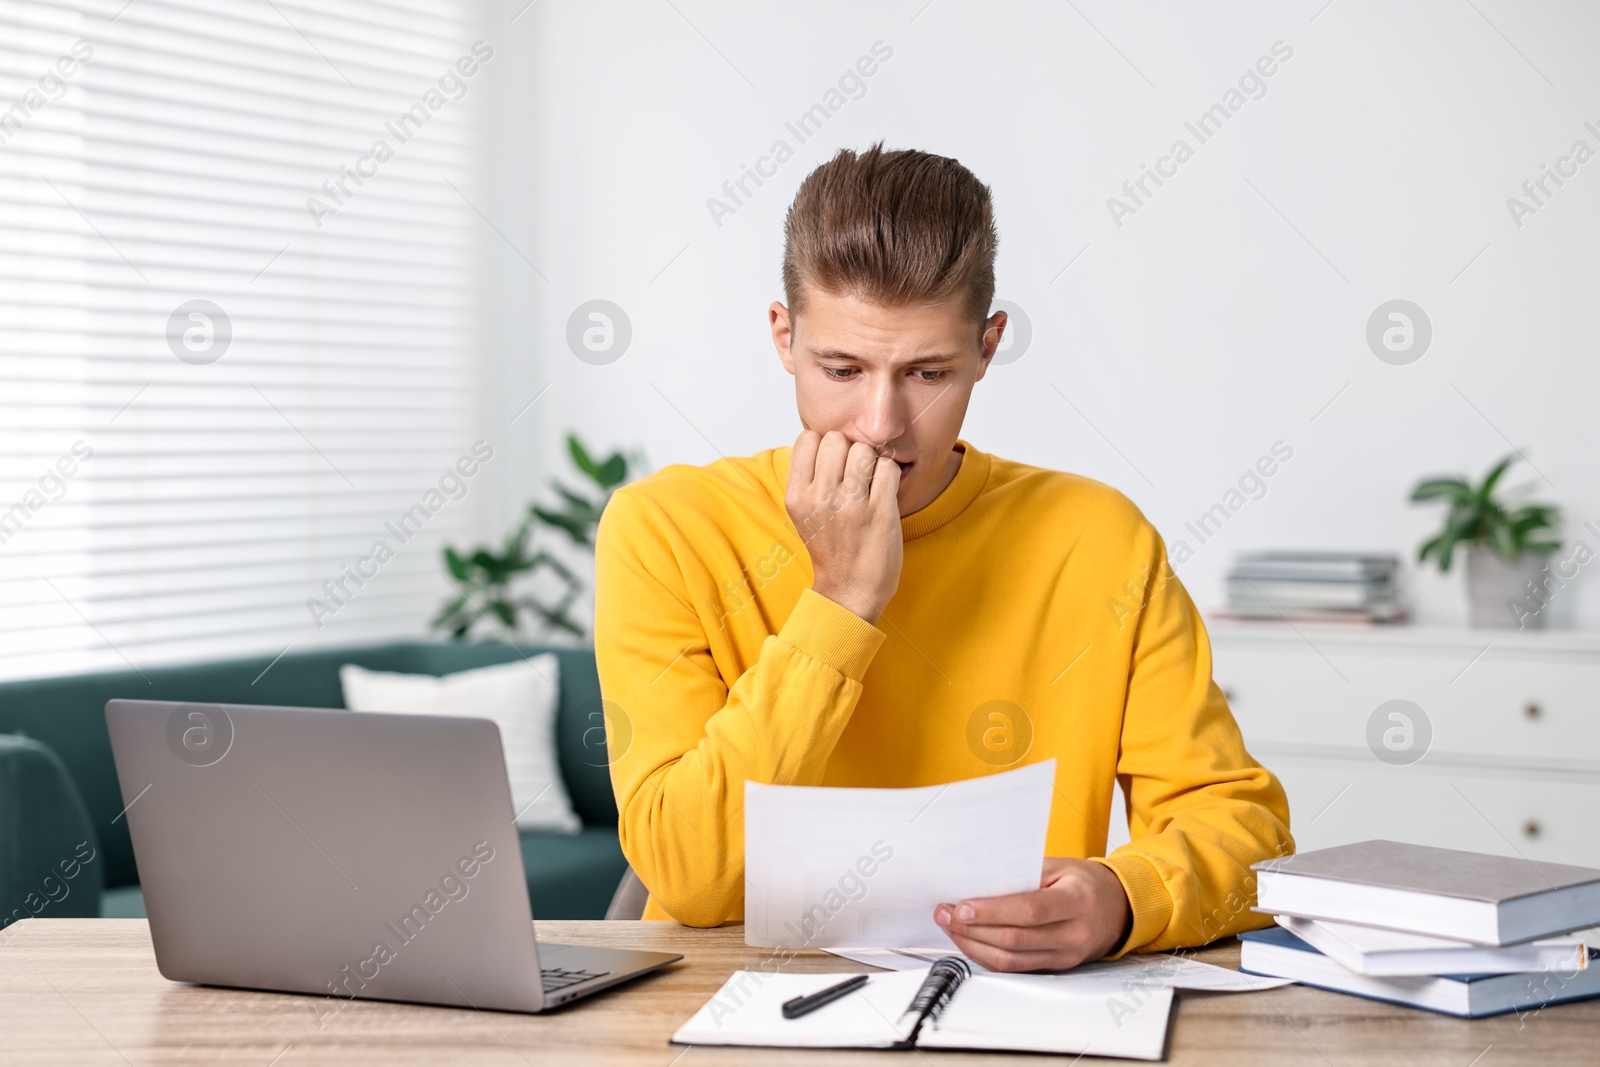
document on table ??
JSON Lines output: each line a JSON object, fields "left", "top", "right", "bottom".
{"left": 826, "top": 945, "right": 1295, "bottom": 992}
{"left": 743, "top": 760, "right": 1054, "bottom": 949}
{"left": 672, "top": 964, "right": 1174, "bottom": 1060}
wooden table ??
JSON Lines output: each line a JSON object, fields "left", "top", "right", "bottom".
{"left": 1, "top": 919, "right": 1594, "bottom": 1065}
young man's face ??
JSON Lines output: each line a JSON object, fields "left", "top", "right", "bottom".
{"left": 770, "top": 289, "right": 1006, "bottom": 515}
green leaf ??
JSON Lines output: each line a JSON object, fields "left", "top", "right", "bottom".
{"left": 552, "top": 483, "right": 603, "bottom": 522}
{"left": 1489, "top": 521, "right": 1518, "bottom": 561}
{"left": 1444, "top": 507, "right": 1484, "bottom": 543}
{"left": 1433, "top": 532, "right": 1460, "bottom": 572}
{"left": 596, "top": 454, "right": 628, "bottom": 488}
{"left": 568, "top": 434, "right": 601, "bottom": 481}
{"left": 1476, "top": 453, "right": 1518, "bottom": 503}
{"left": 488, "top": 599, "right": 517, "bottom": 629}
{"left": 1508, "top": 504, "right": 1558, "bottom": 529}
{"left": 521, "top": 598, "right": 587, "bottom": 639}
{"left": 505, "top": 514, "right": 535, "bottom": 549}
{"left": 430, "top": 594, "right": 468, "bottom": 628}
{"left": 538, "top": 552, "right": 581, "bottom": 583}
{"left": 547, "top": 499, "right": 601, "bottom": 534}
{"left": 532, "top": 505, "right": 591, "bottom": 545}
{"left": 443, "top": 546, "right": 470, "bottom": 581}
{"left": 1409, "top": 478, "right": 1472, "bottom": 504}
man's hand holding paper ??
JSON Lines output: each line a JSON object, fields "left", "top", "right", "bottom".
{"left": 933, "top": 856, "right": 1134, "bottom": 972}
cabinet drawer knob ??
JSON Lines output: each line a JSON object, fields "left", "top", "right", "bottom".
{"left": 1523, "top": 820, "right": 1542, "bottom": 839}
{"left": 1524, "top": 702, "right": 1541, "bottom": 720}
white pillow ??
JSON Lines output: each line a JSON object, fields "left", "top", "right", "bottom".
{"left": 339, "top": 656, "right": 581, "bottom": 834}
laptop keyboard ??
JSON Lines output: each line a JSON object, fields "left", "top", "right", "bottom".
{"left": 541, "top": 967, "right": 610, "bottom": 993}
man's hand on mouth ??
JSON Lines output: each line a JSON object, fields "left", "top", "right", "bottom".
{"left": 786, "top": 429, "right": 904, "bottom": 626}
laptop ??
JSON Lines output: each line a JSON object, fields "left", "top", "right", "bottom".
{"left": 105, "top": 698, "right": 681, "bottom": 1013}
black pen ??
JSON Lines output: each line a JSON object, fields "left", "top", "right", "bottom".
{"left": 781, "top": 974, "right": 871, "bottom": 1019}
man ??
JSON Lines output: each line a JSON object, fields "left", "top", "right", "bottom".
{"left": 594, "top": 142, "right": 1292, "bottom": 971}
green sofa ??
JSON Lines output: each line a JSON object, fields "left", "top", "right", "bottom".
{"left": 0, "top": 641, "right": 627, "bottom": 928}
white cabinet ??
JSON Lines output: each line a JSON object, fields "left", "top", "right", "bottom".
{"left": 1207, "top": 620, "right": 1600, "bottom": 869}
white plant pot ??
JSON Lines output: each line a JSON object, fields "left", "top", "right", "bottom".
{"left": 1463, "top": 544, "right": 1553, "bottom": 629}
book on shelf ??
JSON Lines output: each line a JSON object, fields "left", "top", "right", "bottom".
{"left": 1223, "top": 550, "right": 1406, "bottom": 622}
{"left": 1225, "top": 578, "right": 1398, "bottom": 609}
{"left": 1229, "top": 550, "right": 1400, "bottom": 582}
{"left": 1213, "top": 603, "right": 1409, "bottom": 625}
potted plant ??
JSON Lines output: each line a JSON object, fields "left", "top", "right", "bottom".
{"left": 432, "top": 433, "right": 644, "bottom": 642}
{"left": 1409, "top": 452, "right": 1560, "bottom": 629}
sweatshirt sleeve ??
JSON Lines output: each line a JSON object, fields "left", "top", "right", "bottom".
{"left": 592, "top": 487, "right": 888, "bottom": 927}
{"left": 1089, "top": 521, "right": 1295, "bottom": 957}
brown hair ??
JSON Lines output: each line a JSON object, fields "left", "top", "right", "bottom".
{"left": 781, "top": 141, "right": 998, "bottom": 327}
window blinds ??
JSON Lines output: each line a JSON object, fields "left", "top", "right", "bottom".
{"left": 0, "top": 0, "right": 486, "bottom": 682}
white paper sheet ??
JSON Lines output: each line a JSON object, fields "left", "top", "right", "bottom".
{"left": 826, "top": 945, "right": 1295, "bottom": 992}
{"left": 1068, "top": 951, "right": 1296, "bottom": 991}
{"left": 743, "top": 760, "right": 1055, "bottom": 948}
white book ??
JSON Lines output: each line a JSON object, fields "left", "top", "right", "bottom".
{"left": 1226, "top": 580, "right": 1395, "bottom": 608}
{"left": 1279, "top": 915, "right": 1589, "bottom": 977}
{"left": 1253, "top": 840, "right": 1600, "bottom": 944}
{"left": 672, "top": 961, "right": 1172, "bottom": 1060}
{"left": 1229, "top": 553, "right": 1398, "bottom": 582}
{"left": 1240, "top": 927, "right": 1600, "bottom": 1018}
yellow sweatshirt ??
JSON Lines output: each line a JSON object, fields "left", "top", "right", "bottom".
{"left": 593, "top": 438, "right": 1292, "bottom": 955}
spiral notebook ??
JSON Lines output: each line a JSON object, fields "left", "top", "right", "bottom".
{"left": 671, "top": 957, "right": 1173, "bottom": 1060}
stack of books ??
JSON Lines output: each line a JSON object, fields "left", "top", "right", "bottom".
{"left": 1239, "top": 840, "right": 1600, "bottom": 1017}
{"left": 1221, "top": 551, "right": 1405, "bottom": 623}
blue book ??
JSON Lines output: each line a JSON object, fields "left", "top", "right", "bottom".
{"left": 1239, "top": 926, "right": 1600, "bottom": 1018}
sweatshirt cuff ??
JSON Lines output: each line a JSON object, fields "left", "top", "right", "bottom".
{"left": 1090, "top": 852, "right": 1172, "bottom": 959}
{"left": 776, "top": 588, "right": 887, "bottom": 682}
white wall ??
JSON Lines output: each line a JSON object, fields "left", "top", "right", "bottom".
{"left": 476, "top": 0, "right": 1600, "bottom": 633}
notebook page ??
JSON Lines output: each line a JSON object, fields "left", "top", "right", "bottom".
{"left": 920, "top": 974, "right": 1172, "bottom": 1060}
{"left": 671, "top": 969, "right": 928, "bottom": 1048}
{"left": 744, "top": 760, "right": 1054, "bottom": 948}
